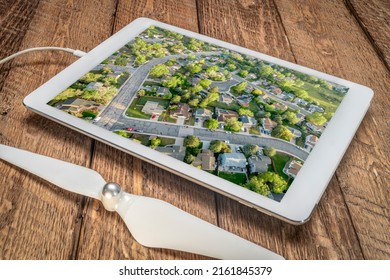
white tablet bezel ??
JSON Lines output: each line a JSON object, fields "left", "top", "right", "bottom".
{"left": 23, "top": 17, "right": 373, "bottom": 224}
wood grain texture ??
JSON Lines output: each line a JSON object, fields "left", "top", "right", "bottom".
{"left": 76, "top": 0, "right": 217, "bottom": 260}
{"left": 0, "top": 0, "right": 389, "bottom": 260}
{"left": 346, "top": 0, "right": 390, "bottom": 71}
{"left": 273, "top": 0, "right": 390, "bottom": 259}
{"left": 196, "top": 0, "right": 365, "bottom": 260}
{"left": 0, "top": 0, "right": 117, "bottom": 259}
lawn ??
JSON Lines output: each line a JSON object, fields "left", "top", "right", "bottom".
{"left": 271, "top": 153, "right": 291, "bottom": 180}
{"left": 290, "top": 82, "right": 345, "bottom": 114}
{"left": 248, "top": 100, "right": 261, "bottom": 114}
{"left": 218, "top": 172, "right": 247, "bottom": 185}
{"left": 126, "top": 96, "right": 170, "bottom": 119}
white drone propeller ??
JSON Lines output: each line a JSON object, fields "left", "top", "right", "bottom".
{"left": 0, "top": 144, "right": 284, "bottom": 260}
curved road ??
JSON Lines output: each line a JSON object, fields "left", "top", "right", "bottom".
{"left": 95, "top": 51, "right": 220, "bottom": 129}
{"left": 94, "top": 50, "right": 309, "bottom": 161}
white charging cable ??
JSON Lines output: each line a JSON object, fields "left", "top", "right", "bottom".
{"left": 0, "top": 47, "right": 87, "bottom": 65}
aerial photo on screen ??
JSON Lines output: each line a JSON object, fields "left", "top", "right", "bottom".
{"left": 48, "top": 26, "right": 348, "bottom": 202}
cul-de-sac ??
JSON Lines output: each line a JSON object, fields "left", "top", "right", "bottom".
{"left": 49, "top": 26, "right": 348, "bottom": 201}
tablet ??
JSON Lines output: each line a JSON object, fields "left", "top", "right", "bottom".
{"left": 23, "top": 17, "right": 373, "bottom": 224}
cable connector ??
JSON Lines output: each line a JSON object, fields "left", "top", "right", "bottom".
{"left": 0, "top": 47, "right": 87, "bottom": 65}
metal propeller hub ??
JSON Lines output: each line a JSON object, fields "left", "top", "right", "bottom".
{"left": 101, "top": 182, "right": 122, "bottom": 211}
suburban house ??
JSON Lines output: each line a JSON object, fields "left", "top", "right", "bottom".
{"left": 287, "top": 126, "right": 302, "bottom": 140}
{"left": 220, "top": 94, "right": 234, "bottom": 104}
{"left": 59, "top": 97, "right": 102, "bottom": 113}
{"left": 194, "top": 108, "right": 213, "bottom": 120}
{"left": 216, "top": 108, "right": 239, "bottom": 122}
{"left": 308, "top": 104, "right": 325, "bottom": 113}
{"left": 293, "top": 97, "right": 308, "bottom": 106}
{"left": 283, "top": 160, "right": 303, "bottom": 178}
{"left": 85, "top": 82, "right": 103, "bottom": 90}
{"left": 271, "top": 86, "right": 282, "bottom": 95}
{"left": 236, "top": 95, "right": 252, "bottom": 107}
{"left": 191, "top": 149, "right": 216, "bottom": 171}
{"left": 155, "top": 145, "right": 186, "bottom": 161}
{"left": 305, "top": 134, "right": 319, "bottom": 152}
{"left": 247, "top": 73, "right": 257, "bottom": 79}
{"left": 141, "top": 101, "right": 164, "bottom": 115}
{"left": 261, "top": 117, "right": 277, "bottom": 135}
{"left": 155, "top": 86, "right": 170, "bottom": 96}
{"left": 248, "top": 155, "right": 271, "bottom": 174}
{"left": 239, "top": 115, "right": 257, "bottom": 129}
{"left": 218, "top": 153, "right": 247, "bottom": 173}
{"left": 170, "top": 103, "right": 191, "bottom": 120}
{"left": 274, "top": 102, "right": 288, "bottom": 112}
{"left": 306, "top": 122, "right": 325, "bottom": 133}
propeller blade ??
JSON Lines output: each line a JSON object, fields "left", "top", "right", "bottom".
{"left": 0, "top": 144, "right": 104, "bottom": 199}
{"left": 116, "top": 194, "right": 284, "bottom": 260}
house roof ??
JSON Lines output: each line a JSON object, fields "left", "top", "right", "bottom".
{"left": 194, "top": 108, "right": 212, "bottom": 118}
{"left": 240, "top": 116, "right": 257, "bottom": 126}
{"left": 305, "top": 134, "right": 319, "bottom": 147}
{"left": 192, "top": 149, "right": 215, "bottom": 171}
{"left": 216, "top": 109, "right": 238, "bottom": 122}
{"left": 283, "top": 160, "right": 303, "bottom": 177}
{"left": 219, "top": 153, "right": 247, "bottom": 168}
{"left": 142, "top": 101, "right": 164, "bottom": 115}
{"left": 60, "top": 98, "right": 100, "bottom": 112}
{"left": 262, "top": 118, "right": 277, "bottom": 131}
{"left": 170, "top": 103, "right": 191, "bottom": 119}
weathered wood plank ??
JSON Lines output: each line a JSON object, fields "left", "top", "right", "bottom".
{"left": 196, "top": 0, "right": 365, "bottom": 259}
{"left": 0, "top": 0, "right": 40, "bottom": 112}
{"left": 273, "top": 0, "right": 390, "bottom": 259}
{"left": 75, "top": 0, "right": 217, "bottom": 259}
{"left": 0, "top": 0, "right": 117, "bottom": 259}
{"left": 346, "top": 0, "right": 390, "bottom": 71}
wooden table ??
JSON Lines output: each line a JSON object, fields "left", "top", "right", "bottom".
{"left": 0, "top": 0, "right": 389, "bottom": 260}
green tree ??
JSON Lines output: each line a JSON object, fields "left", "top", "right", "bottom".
{"left": 206, "top": 65, "right": 219, "bottom": 73}
{"left": 271, "top": 125, "right": 294, "bottom": 141}
{"left": 306, "top": 112, "right": 327, "bottom": 126}
{"left": 209, "top": 140, "right": 231, "bottom": 153}
{"left": 186, "top": 63, "right": 202, "bottom": 75}
{"left": 238, "top": 70, "right": 248, "bottom": 78}
{"left": 187, "top": 54, "right": 196, "bottom": 60}
{"left": 227, "top": 63, "right": 236, "bottom": 71}
{"left": 263, "top": 146, "right": 276, "bottom": 157}
{"left": 259, "top": 172, "right": 288, "bottom": 194}
{"left": 238, "top": 107, "right": 254, "bottom": 117}
{"left": 199, "top": 79, "right": 212, "bottom": 89}
{"left": 205, "top": 118, "right": 219, "bottom": 130}
{"left": 163, "top": 76, "right": 182, "bottom": 88}
{"left": 150, "top": 137, "right": 161, "bottom": 149}
{"left": 135, "top": 55, "right": 146, "bottom": 65}
{"left": 233, "top": 81, "right": 247, "bottom": 93}
{"left": 259, "top": 65, "right": 274, "bottom": 77}
{"left": 225, "top": 117, "right": 242, "bottom": 132}
{"left": 137, "top": 89, "right": 146, "bottom": 96}
{"left": 190, "top": 85, "right": 203, "bottom": 94}
{"left": 149, "top": 64, "right": 169, "bottom": 78}
{"left": 171, "top": 95, "right": 181, "bottom": 104}
{"left": 183, "top": 135, "right": 201, "bottom": 148}
{"left": 188, "top": 98, "right": 199, "bottom": 107}
{"left": 284, "top": 111, "right": 300, "bottom": 125}
{"left": 294, "top": 89, "right": 308, "bottom": 99}
{"left": 209, "top": 86, "right": 219, "bottom": 93}
{"left": 251, "top": 88, "right": 263, "bottom": 96}
{"left": 244, "top": 177, "right": 270, "bottom": 196}
{"left": 242, "top": 144, "right": 259, "bottom": 157}
{"left": 184, "top": 154, "right": 196, "bottom": 164}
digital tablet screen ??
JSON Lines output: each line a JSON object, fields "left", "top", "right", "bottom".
{"left": 48, "top": 25, "right": 348, "bottom": 202}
